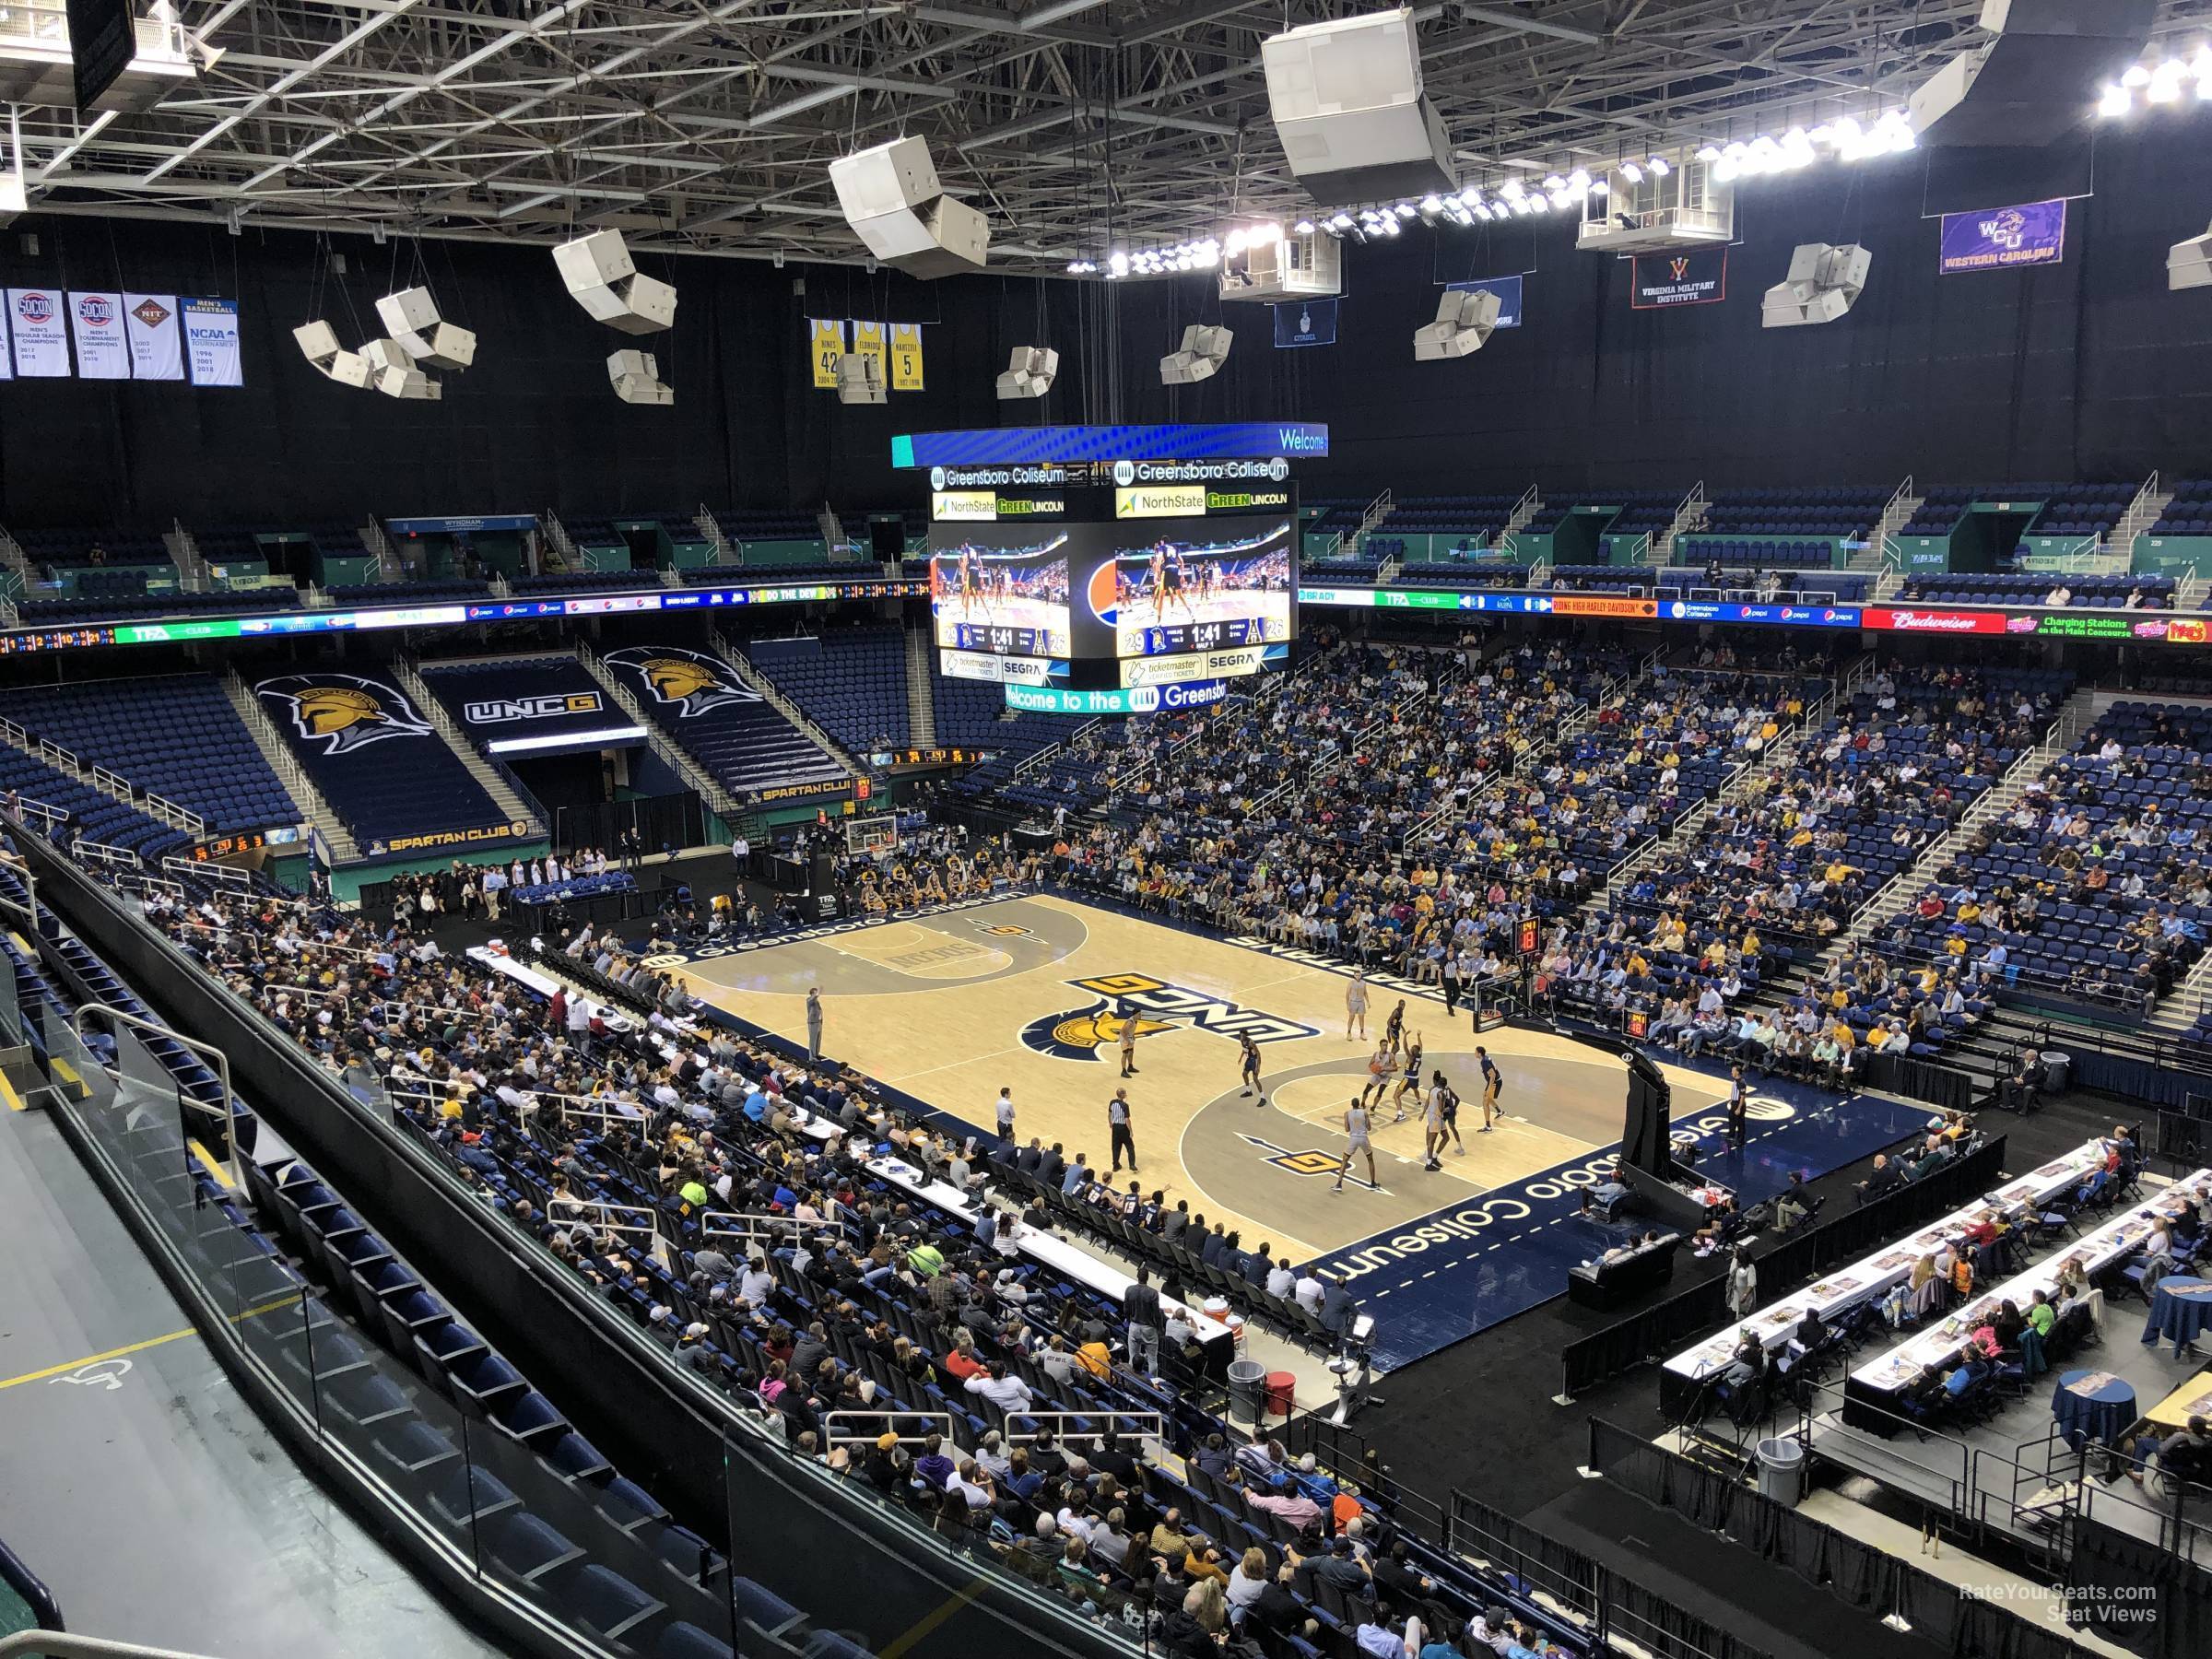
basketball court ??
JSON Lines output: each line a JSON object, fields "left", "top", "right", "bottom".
{"left": 650, "top": 890, "right": 1936, "bottom": 1369}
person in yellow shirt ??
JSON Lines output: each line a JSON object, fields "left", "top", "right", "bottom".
{"left": 1958, "top": 898, "right": 1983, "bottom": 924}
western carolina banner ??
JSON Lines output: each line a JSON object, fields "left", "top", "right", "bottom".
{"left": 68, "top": 291, "right": 129, "bottom": 380}
{"left": 182, "top": 297, "right": 243, "bottom": 386}
{"left": 1274, "top": 299, "right": 1338, "bottom": 347}
{"left": 807, "top": 318, "right": 845, "bottom": 389}
{"left": 889, "top": 322, "right": 924, "bottom": 390}
{"left": 1939, "top": 198, "right": 2067, "bottom": 275}
{"left": 8, "top": 288, "right": 71, "bottom": 376}
{"left": 1630, "top": 249, "right": 1727, "bottom": 309}
{"left": 1445, "top": 273, "right": 1524, "bottom": 327}
{"left": 124, "top": 292, "right": 184, "bottom": 380}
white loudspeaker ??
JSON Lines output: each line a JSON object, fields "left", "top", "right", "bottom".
{"left": 293, "top": 319, "right": 371, "bottom": 387}
{"left": 2170, "top": 226, "right": 2212, "bottom": 292}
{"left": 1412, "top": 288, "right": 1501, "bottom": 359}
{"left": 829, "top": 136, "right": 989, "bottom": 278}
{"left": 607, "top": 348, "right": 674, "bottom": 406}
{"left": 359, "top": 335, "right": 441, "bottom": 398}
{"left": 1159, "top": 324, "right": 1232, "bottom": 384}
{"left": 553, "top": 229, "right": 677, "bottom": 334}
{"left": 1761, "top": 242, "right": 1871, "bottom": 328}
{"left": 1262, "top": 7, "right": 1453, "bottom": 205}
{"left": 836, "top": 352, "right": 887, "bottom": 405}
{"left": 994, "top": 346, "right": 1058, "bottom": 400}
{"left": 374, "top": 286, "right": 477, "bottom": 371}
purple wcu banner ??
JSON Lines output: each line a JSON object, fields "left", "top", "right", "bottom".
{"left": 1939, "top": 197, "right": 2068, "bottom": 274}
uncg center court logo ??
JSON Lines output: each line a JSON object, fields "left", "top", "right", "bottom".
{"left": 1018, "top": 971, "right": 1319, "bottom": 1061}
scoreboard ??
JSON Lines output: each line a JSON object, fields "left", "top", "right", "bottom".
{"left": 925, "top": 464, "right": 1297, "bottom": 704}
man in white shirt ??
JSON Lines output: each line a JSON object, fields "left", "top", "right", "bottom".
{"left": 1294, "top": 1270, "right": 1325, "bottom": 1314}
{"left": 963, "top": 1360, "right": 1034, "bottom": 1413}
{"left": 994, "top": 1088, "right": 1016, "bottom": 1142}
{"left": 1265, "top": 1259, "right": 1296, "bottom": 1299}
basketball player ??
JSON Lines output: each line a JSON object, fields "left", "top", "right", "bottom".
{"left": 1147, "top": 542, "right": 1170, "bottom": 620}
{"left": 1382, "top": 998, "right": 1407, "bottom": 1056}
{"left": 1163, "top": 545, "right": 1195, "bottom": 620}
{"left": 1118, "top": 1006, "right": 1141, "bottom": 1078}
{"left": 1420, "top": 1072, "right": 1448, "bottom": 1171}
{"left": 1237, "top": 1032, "right": 1264, "bottom": 1101}
{"left": 958, "top": 546, "right": 981, "bottom": 618}
{"left": 1359, "top": 1041, "right": 1394, "bottom": 1110}
{"left": 1390, "top": 1032, "right": 1425, "bottom": 1122}
{"left": 1433, "top": 1069, "right": 1466, "bottom": 1159}
{"left": 1477, "top": 1045, "right": 1503, "bottom": 1132}
{"left": 1726, "top": 1065, "right": 1749, "bottom": 1146}
{"left": 1333, "top": 1097, "right": 1377, "bottom": 1194}
{"left": 1345, "top": 967, "right": 1371, "bottom": 1041}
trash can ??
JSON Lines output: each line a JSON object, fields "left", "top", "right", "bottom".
{"left": 1226, "top": 1359, "right": 1267, "bottom": 1426}
{"left": 2041, "top": 1052, "right": 2071, "bottom": 1096}
{"left": 1756, "top": 1436, "right": 1806, "bottom": 1507}
{"left": 1265, "top": 1371, "right": 1298, "bottom": 1419}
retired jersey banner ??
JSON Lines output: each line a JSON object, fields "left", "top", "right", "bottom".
{"left": 808, "top": 318, "right": 845, "bottom": 389}
{"left": 851, "top": 319, "right": 888, "bottom": 382}
{"left": 124, "top": 292, "right": 184, "bottom": 381}
{"left": 1630, "top": 249, "right": 1726, "bottom": 309}
{"left": 182, "top": 297, "right": 243, "bottom": 386}
{"left": 889, "top": 322, "right": 924, "bottom": 390}
{"left": 1939, "top": 197, "right": 2066, "bottom": 275}
{"left": 68, "top": 291, "right": 130, "bottom": 380}
{"left": 8, "top": 288, "right": 72, "bottom": 376}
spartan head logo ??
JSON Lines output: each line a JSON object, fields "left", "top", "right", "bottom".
{"left": 256, "top": 675, "right": 431, "bottom": 755}
{"left": 605, "top": 646, "right": 759, "bottom": 718}
{"left": 1019, "top": 1001, "right": 1174, "bottom": 1062}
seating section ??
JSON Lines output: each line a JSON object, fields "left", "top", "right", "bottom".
{"left": 1371, "top": 492, "right": 1522, "bottom": 542}
{"left": 1897, "top": 571, "right": 2176, "bottom": 609}
{"left": 1900, "top": 485, "right": 1982, "bottom": 536}
{"left": 0, "top": 675, "right": 295, "bottom": 834}
{"left": 1551, "top": 565, "right": 1871, "bottom": 601}
{"left": 253, "top": 672, "right": 514, "bottom": 850}
{"left": 710, "top": 508, "right": 822, "bottom": 546}
{"left": 1898, "top": 697, "right": 2209, "bottom": 1018}
{"left": 19, "top": 587, "right": 303, "bottom": 626}
{"left": 1675, "top": 539, "right": 1842, "bottom": 572}
{"left": 326, "top": 578, "right": 489, "bottom": 606}
{"left": 13, "top": 526, "right": 175, "bottom": 577}
{"left": 600, "top": 647, "right": 845, "bottom": 796}
{"left": 0, "top": 744, "right": 193, "bottom": 860}
{"left": 2028, "top": 482, "right": 2136, "bottom": 540}
{"left": 1696, "top": 484, "right": 1889, "bottom": 541}
{"left": 1602, "top": 488, "right": 1690, "bottom": 538}
{"left": 742, "top": 629, "right": 910, "bottom": 751}
{"left": 2148, "top": 479, "right": 2212, "bottom": 536}
{"left": 928, "top": 673, "right": 1058, "bottom": 771}
{"left": 512, "top": 570, "right": 633, "bottom": 594}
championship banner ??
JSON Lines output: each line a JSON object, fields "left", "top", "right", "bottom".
{"left": 1445, "top": 274, "right": 1523, "bottom": 327}
{"left": 7, "top": 288, "right": 71, "bottom": 376}
{"left": 807, "top": 318, "right": 845, "bottom": 389}
{"left": 1939, "top": 198, "right": 2067, "bottom": 275}
{"left": 889, "top": 322, "right": 924, "bottom": 390}
{"left": 852, "top": 319, "right": 888, "bottom": 382}
{"left": 124, "top": 292, "right": 184, "bottom": 381}
{"left": 182, "top": 297, "right": 243, "bottom": 386}
{"left": 1273, "top": 299, "right": 1338, "bottom": 347}
{"left": 67, "top": 291, "right": 130, "bottom": 380}
{"left": 1630, "top": 249, "right": 1726, "bottom": 309}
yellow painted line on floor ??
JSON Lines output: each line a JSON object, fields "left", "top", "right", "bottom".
{"left": 189, "top": 1138, "right": 236, "bottom": 1189}
{"left": 0, "top": 1325, "right": 196, "bottom": 1389}
{"left": 876, "top": 1573, "right": 994, "bottom": 1659}
{"left": 0, "top": 1294, "right": 301, "bottom": 1392}
{"left": 0, "top": 1069, "right": 22, "bottom": 1112}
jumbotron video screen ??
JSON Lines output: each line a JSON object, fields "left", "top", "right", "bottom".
{"left": 926, "top": 531, "right": 1073, "bottom": 658}
{"left": 1092, "top": 517, "right": 1297, "bottom": 658}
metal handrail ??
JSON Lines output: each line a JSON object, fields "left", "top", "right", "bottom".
{"left": 73, "top": 1002, "right": 241, "bottom": 1191}
{"left": 0, "top": 1636, "right": 220, "bottom": 1659}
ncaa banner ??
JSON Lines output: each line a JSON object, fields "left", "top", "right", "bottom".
{"left": 182, "top": 297, "right": 243, "bottom": 386}
{"left": 68, "top": 291, "right": 130, "bottom": 380}
{"left": 8, "top": 288, "right": 71, "bottom": 376}
{"left": 807, "top": 318, "right": 845, "bottom": 389}
{"left": 123, "top": 293, "right": 184, "bottom": 381}
{"left": 1939, "top": 198, "right": 2066, "bottom": 275}
{"left": 851, "top": 319, "right": 888, "bottom": 382}
{"left": 1630, "top": 247, "right": 1727, "bottom": 309}
{"left": 889, "top": 322, "right": 924, "bottom": 390}
{"left": 1274, "top": 299, "right": 1338, "bottom": 347}
{"left": 1444, "top": 273, "right": 1524, "bottom": 327}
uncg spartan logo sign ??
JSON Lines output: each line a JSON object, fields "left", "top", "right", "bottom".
{"left": 255, "top": 674, "right": 432, "bottom": 755}
{"left": 1018, "top": 971, "right": 1319, "bottom": 1062}
{"left": 601, "top": 645, "right": 760, "bottom": 718}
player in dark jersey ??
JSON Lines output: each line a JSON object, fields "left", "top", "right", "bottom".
{"left": 958, "top": 546, "right": 981, "bottom": 617}
{"left": 1390, "top": 1032, "right": 1425, "bottom": 1122}
{"left": 1163, "top": 545, "right": 1195, "bottom": 620}
{"left": 1477, "top": 1045, "right": 1503, "bottom": 1131}
{"left": 1238, "top": 1031, "right": 1264, "bottom": 1102}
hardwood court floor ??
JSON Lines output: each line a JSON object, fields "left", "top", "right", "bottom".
{"left": 662, "top": 894, "right": 1727, "bottom": 1261}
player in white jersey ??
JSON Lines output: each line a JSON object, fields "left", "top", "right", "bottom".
{"left": 1333, "top": 1098, "right": 1377, "bottom": 1194}
{"left": 1345, "top": 967, "right": 1370, "bottom": 1041}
